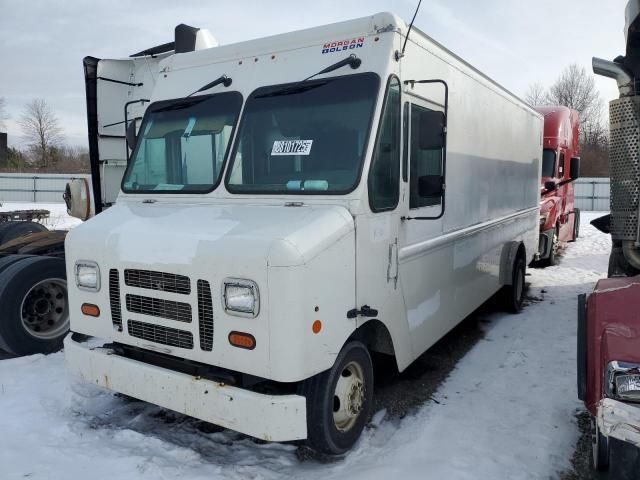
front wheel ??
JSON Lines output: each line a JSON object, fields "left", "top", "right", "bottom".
{"left": 299, "top": 341, "right": 374, "bottom": 454}
{"left": 570, "top": 209, "right": 581, "bottom": 242}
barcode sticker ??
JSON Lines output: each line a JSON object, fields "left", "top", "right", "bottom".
{"left": 271, "top": 140, "right": 313, "bottom": 156}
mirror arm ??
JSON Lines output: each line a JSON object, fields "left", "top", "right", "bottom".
{"left": 124, "top": 99, "right": 150, "bottom": 162}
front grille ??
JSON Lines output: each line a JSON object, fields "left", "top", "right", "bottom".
{"left": 197, "top": 280, "right": 214, "bottom": 351}
{"left": 124, "top": 269, "right": 191, "bottom": 295}
{"left": 127, "top": 319, "right": 194, "bottom": 349}
{"left": 126, "top": 294, "right": 192, "bottom": 323}
{"left": 109, "top": 269, "right": 122, "bottom": 331}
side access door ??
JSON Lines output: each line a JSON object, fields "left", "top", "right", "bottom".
{"left": 397, "top": 81, "right": 452, "bottom": 359}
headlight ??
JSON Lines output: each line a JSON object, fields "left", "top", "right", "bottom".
{"left": 223, "top": 279, "right": 259, "bottom": 317}
{"left": 539, "top": 214, "right": 548, "bottom": 226}
{"left": 606, "top": 361, "right": 640, "bottom": 402}
{"left": 75, "top": 261, "right": 100, "bottom": 291}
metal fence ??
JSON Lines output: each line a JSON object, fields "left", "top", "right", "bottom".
{"left": 0, "top": 173, "right": 91, "bottom": 203}
{"left": 574, "top": 177, "right": 610, "bottom": 212}
{"left": 0, "top": 172, "right": 612, "bottom": 211}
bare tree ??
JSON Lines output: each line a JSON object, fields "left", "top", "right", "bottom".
{"left": 0, "top": 97, "right": 8, "bottom": 131}
{"left": 545, "top": 64, "right": 606, "bottom": 144}
{"left": 18, "top": 99, "right": 63, "bottom": 168}
{"left": 524, "top": 82, "right": 547, "bottom": 106}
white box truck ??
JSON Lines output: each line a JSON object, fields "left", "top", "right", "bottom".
{"left": 65, "top": 13, "right": 542, "bottom": 453}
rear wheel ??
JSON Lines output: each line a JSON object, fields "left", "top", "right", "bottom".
{"left": 592, "top": 416, "right": 610, "bottom": 472}
{"left": 0, "top": 256, "right": 68, "bottom": 356}
{"left": 502, "top": 255, "right": 525, "bottom": 313}
{"left": 299, "top": 341, "right": 374, "bottom": 454}
{"left": 0, "top": 254, "right": 33, "bottom": 275}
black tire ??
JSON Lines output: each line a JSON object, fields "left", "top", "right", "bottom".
{"left": 502, "top": 255, "right": 526, "bottom": 313}
{"left": 0, "top": 256, "right": 68, "bottom": 356}
{"left": 0, "top": 255, "right": 34, "bottom": 275}
{"left": 544, "top": 227, "right": 558, "bottom": 267}
{"left": 592, "top": 416, "right": 609, "bottom": 471}
{"left": 0, "top": 221, "right": 17, "bottom": 241}
{"left": 299, "top": 341, "right": 374, "bottom": 454}
{"left": 0, "top": 221, "right": 48, "bottom": 246}
{"left": 570, "top": 209, "right": 580, "bottom": 242}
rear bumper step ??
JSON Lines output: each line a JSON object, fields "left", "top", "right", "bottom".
{"left": 64, "top": 334, "right": 307, "bottom": 442}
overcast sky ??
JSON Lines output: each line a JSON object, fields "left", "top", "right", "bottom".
{"left": 0, "top": 0, "right": 630, "bottom": 148}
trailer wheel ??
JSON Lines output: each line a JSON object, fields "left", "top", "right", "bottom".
{"left": 0, "top": 221, "right": 48, "bottom": 246}
{"left": 0, "top": 256, "right": 68, "bottom": 356}
{"left": 502, "top": 255, "right": 525, "bottom": 313}
{"left": 592, "top": 416, "right": 610, "bottom": 471}
{"left": 299, "top": 341, "right": 373, "bottom": 454}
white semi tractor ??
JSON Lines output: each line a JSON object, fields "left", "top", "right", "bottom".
{"left": 65, "top": 13, "right": 542, "bottom": 453}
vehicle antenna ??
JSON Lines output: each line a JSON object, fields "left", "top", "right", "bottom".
{"left": 397, "top": 0, "right": 423, "bottom": 61}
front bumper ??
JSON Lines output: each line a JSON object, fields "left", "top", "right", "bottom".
{"left": 598, "top": 398, "right": 640, "bottom": 447}
{"left": 64, "top": 335, "right": 307, "bottom": 442}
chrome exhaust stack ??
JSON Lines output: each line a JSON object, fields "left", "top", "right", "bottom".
{"left": 593, "top": 54, "right": 640, "bottom": 272}
{"left": 592, "top": 58, "right": 635, "bottom": 97}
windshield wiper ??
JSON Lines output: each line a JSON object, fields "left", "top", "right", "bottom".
{"left": 187, "top": 74, "right": 232, "bottom": 97}
{"left": 257, "top": 54, "right": 362, "bottom": 98}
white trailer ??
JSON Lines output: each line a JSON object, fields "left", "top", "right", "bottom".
{"left": 65, "top": 13, "right": 542, "bottom": 453}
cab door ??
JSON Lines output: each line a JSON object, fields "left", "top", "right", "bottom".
{"left": 354, "top": 76, "right": 410, "bottom": 361}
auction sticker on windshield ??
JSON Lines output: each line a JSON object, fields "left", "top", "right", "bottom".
{"left": 271, "top": 140, "right": 313, "bottom": 156}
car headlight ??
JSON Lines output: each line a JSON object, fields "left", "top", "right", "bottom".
{"left": 540, "top": 214, "right": 548, "bottom": 226}
{"left": 606, "top": 361, "right": 640, "bottom": 402}
{"left": 75, "top": 261, "right": 100, "bottom": 291}
{"left": 223, "top": 278, "right": 259, "bottom": 317}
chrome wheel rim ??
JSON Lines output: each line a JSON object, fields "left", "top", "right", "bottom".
{"left": 20, "top": 278, "right": 69, "bottom": 340}
{"left": 333, "top": 361, "right": 365, "bottom": 432}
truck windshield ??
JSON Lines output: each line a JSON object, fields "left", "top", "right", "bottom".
{"left": 226, "top": 73, "right": 380, "bottom": 194}
{"left": 541, "top": 149, "right": 556, "bottom": 177}
{"left": 122, "top": 92, "right": 242, "bottom": 193}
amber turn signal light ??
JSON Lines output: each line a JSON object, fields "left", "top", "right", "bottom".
{"left": 228, "top": 331, "right": 256, "bottom": 350}
{"left": 81, "top": 303, "right": 100, "bottom": 317}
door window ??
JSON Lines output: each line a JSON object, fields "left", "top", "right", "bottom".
{"left": 368, "top": 77, "right": 401, "bottom": 211}
{"left": 410, "top": 104, "right": 444, "bottom": 209}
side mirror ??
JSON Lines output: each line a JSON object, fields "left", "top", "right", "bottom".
{"left": 418, "top": 175, "right": 444, "bottom": 198}
{"left": 63, "top": 178, "right": 93, "bottom": 221}
{"left": 419, "top": 111, "right": 446, "bottom": 150}
{"left": 544, "top": 180, "right": 557, "bottom": 192}
{"left": 570, "top": 157, "right": 580, "bottom": 181}
{"left": 126, "top": 120, "right": 138, "bottom": 152}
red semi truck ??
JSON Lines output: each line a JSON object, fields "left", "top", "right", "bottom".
{"left": 536, "top": 106, "right": 581, "bottom": 266}
{"left": 580, "top": 1, "right": 640, "bottom": 477}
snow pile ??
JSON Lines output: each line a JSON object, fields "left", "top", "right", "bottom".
{"left": 0, "top": 213, "right": 610, "bottom": 479}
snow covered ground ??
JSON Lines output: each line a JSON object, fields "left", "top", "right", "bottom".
{"left": 0, "top": 211, "right": 610, "bottom": 480}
